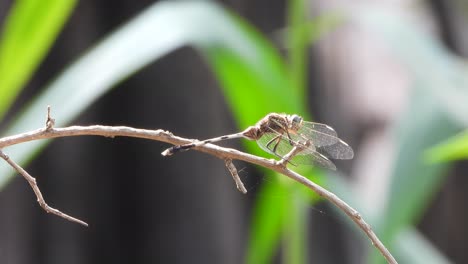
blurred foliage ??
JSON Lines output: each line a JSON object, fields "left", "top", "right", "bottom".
{"left": 0, "top": 0, "right": 77, "bottom": 119}
{"left": 1, "top": 1, "right": 467, "bottom": 263}
{"left": 426, "top": 131, "right": 468, "bottom": 162}
{"left": 355, "top": 7, "right": 464, "bottom": 264}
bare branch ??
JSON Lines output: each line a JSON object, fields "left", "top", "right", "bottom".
{"left": 0, "top": 149, "right": 88, "bottom": 226}
{"left": 0, "top": 125, "right": 396, "bottom": 263}
{"left": 224, "top": 159, "right": 247, "bottom": 194}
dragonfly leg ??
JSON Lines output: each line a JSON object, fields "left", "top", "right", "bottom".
{"left": 285, "top": 129, "right": 295, "bottom": 146}
{"left": 271, "top": 135, "right": 283, "bottom": 154}
{"left": 265, "top": 134, "right": 283, "bottom": 154}
{"left": 265, "top": 134, "right": 280, "bottom": 150}
{"left": 263, "top": 133, "right": 298, "bottom": 166}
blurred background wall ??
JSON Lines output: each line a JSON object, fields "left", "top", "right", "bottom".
{"left": 0, "top": 0, "right": 272, "bottom": 263}
{"left": 0, "top": 0, "right": 467, "bottom": 263}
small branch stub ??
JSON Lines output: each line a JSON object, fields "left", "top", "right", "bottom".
{"left": 224, "top": 159, "right": 247, "bottom": 194}
{"left": 45, "top": 105, "right": 55, "bottom": 130}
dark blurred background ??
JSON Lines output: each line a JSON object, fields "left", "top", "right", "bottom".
{"left": 0, "top": 0, "right": 468, "bottom": 263}
{"left": 0, "top": 1, "right": 274, "bottom": 263}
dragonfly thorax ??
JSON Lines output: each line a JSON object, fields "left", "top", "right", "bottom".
{"left": 243, "top": 113, "right": 291, "bottom": 140}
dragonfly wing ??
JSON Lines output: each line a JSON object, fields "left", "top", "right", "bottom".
{"left": 256, "top": 132, "right": 294, "bottom": 158}
{"left": 295, "top": 122, "right": 340, "bottom": 147}
{"left": 290, "top": 149, "right": 337, "bottom": 170}
{"left": 302, "top": 122, "right": 338, "bottom": 136}
{"left": 257, "top": 131, "right": 337, "bottom": 170}
{"left": 257, "top": 118, "right": 353, "bottom": 169}
{"left": 317, "top": 139, "right": 354, "bottom": 160}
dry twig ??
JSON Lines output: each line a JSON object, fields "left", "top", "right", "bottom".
{"left": 0, "top": 115, "right": 397, "bottom": 263}
{"left": 0, "top": 149, "right": 88, "bottom": 226}
{"left": 224, "top": 159, "right": 247, "bottom": 194}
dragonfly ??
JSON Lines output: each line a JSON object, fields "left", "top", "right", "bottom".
{"left": 163, "top": 113, "right": 354, "bottom": 170}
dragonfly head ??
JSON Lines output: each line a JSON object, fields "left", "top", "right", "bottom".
{"left": 289, "top": 114, "right": 303, "bottom": 130}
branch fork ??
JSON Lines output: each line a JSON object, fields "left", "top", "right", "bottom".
{"left": 0, "top": 107, "right": 397, "bottom": 264}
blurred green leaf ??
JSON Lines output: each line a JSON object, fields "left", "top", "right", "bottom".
{"left": 373, "top": 92, "right": 455, "bottom": 263}
{"left": 356, "top": 7, "right": 468, "bottom": 127}
{"left": 203, "top": 10, "right": 312, "bottom": 262}
{"left": 425, "top": 131, "right": 468, "bottom": 163}
{"left": 303, "top": 14, "right": 342, "bottom": 45}
{"left": 354, "top": 7, "right": 464, "bottom": 263}
{"left": 205, "top": 5, "right": 316, "bottom": 263}
{"left": 282, "top": 193, "right": 308, "bottom": 264}
{"left": 395, "top": 228, "right": 453, "bottom": 264}
{"left": 384, "top": 91, "right": 455, "bottom": 236}
{"left": 327, "top": 173, "right": 453, "bottom": 264}
{"left": 0, "top": 0, "right": 77, "bottom": 119}
{"left": 245, "top": 180, "right": 288, "bottom": 264}
{"left": 0, "top": 3, "right": 312, "bottom": 263}
{"left": 287, "top": 0, "right": 308, "bottom": 97}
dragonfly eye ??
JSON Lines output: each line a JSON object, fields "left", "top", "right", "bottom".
{"left": 291, "top": 115, "right": 302, "bottom": 124}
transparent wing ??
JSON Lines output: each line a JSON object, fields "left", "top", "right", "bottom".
{"left": 294, "top": 121, "right": 340, "bottom": 147}
{"left": 256, "top": 131, "right": 293, "bottom": 157}
{"left": 256, "top": 130, "right": 337, "bottom": 170}
{"left": 289, "top": 148, "right": 337, "bottom": 170}
{"left": 268, "top": 118, "right": 340, "bottom": 147}
{"left": 317, "top": 139, "right": 354, "bottom": 160}
{"left": 301, "top": 122, "right": 338, "bottom": 137}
